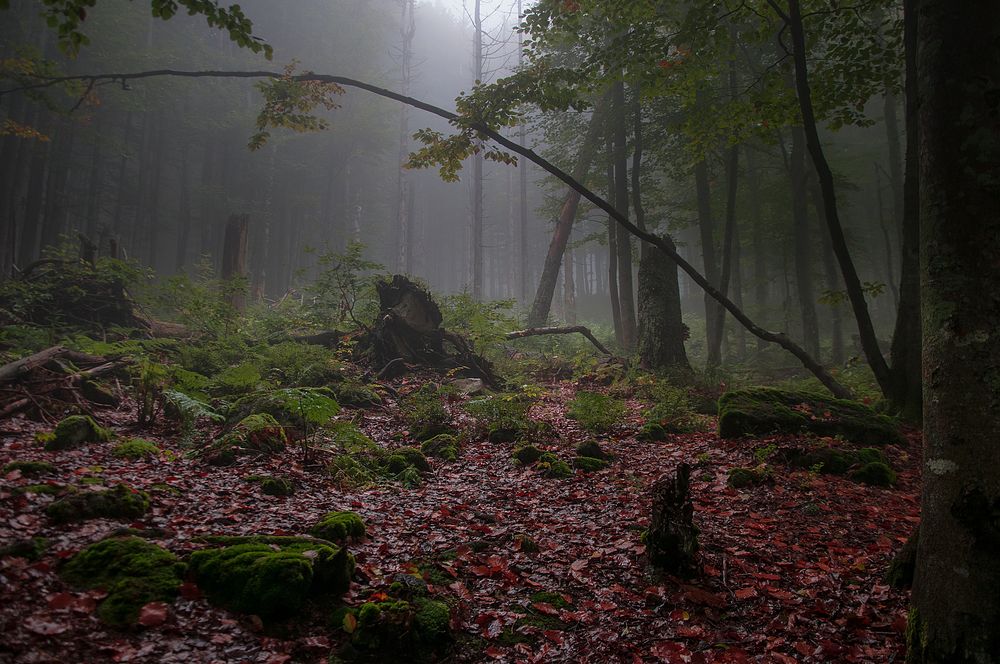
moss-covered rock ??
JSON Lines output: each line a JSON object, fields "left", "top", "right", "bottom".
{"left": 311, "top": 511, "right": 366, "bottom": 543}
{"left": 81, "top": 379, "right": 119, "bottom": 406}
{"left": 573, "top": 456, "right": 609, "bottom": 472}
{"left": 782, "top": 445, "right": 891, "bottom": 482}
{"left": 513, "top": 444, "right": 543, "bottom": 465}
{"left": 61, "top": 536, "right": 185, "bottom": 627}
{"left": 14, "top": 483, "right": 64, "bottom": 495}
{"left": 198, "top": 413, "right": 287, "bottom": 466}
{"left": 338, "top": 597, "right": 452, "bottom": 660}
{"left": 637, "top": 422, "right": 668, "bottom": 441}
{"left": 245, "top": 475, "right": 295, "bottom": 496}
{"left": 395, "top": 447, "right": 431, "bottom": 472}
{"left": 329, "top": 421, "right": 378, "bottom": 453}
{"left": 227, "top": 388, "right": 340, "bottom": 431}
{"left": 849, "top": 461, "right": 897, "bottom": 487}
{"left": 188, "top": 535, "right": 354, "bottom": 620}
{"left": 111, "top": 438, "right": 160, "bottom": 460}
{"left": 539, "top": 458, "right": 573, "bottom": 479}
{"left": 385, "top": 454, "right": 409, "bottom": 475}
{"left": 717, "top": 387, "right": 903, "bottom": 445}
{"left": 2, "top": 460, "right": 55, "bottom": 475}
{"left": 0, "top": 537, "right": 48, "bottom": 560}
{"left": 46, "top": 484, "right": 150, "bottom": 523}
{"left": 331, "top": 379, "right": 383, "bottom": 408}
{"left": 727, "top": 466, "right": 769, "bottom": 489}
{"left": 46, "top": 415, "right": 112, "bottom": 451}
{"left": 421, "top": 434, "right": 459, "bottom": 461}
{"left": 575, "top": 440, "right": 610, "bottom": 460}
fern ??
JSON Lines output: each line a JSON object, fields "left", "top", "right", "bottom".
{"left": 269, "top": 387, "right": 340, "bottom": 426}
{"left": 163, "top": 389, "right": 224, "bottom": 443}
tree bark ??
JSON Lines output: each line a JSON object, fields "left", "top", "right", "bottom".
{"left": 611, "top": 80, "right": 636, "bottom": 350}
{"left": 694, "top": 159, "right": 721, "bottom": 367}
{"left": 638, "top": 234, "right": 692, "bottom": 374}
{"left": 908, "top": 1, "right": 1000, "bottom": 661}
{"left": 791, "top": 127, "right": 820, "bottom": 358}
{"left": 220, "top": 214, "right": 249, "bottom": 312}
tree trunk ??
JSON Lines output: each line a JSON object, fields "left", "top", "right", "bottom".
{"left": 606, "top": 132, "right": 623, "bottom": 345}
{"left": 395, "top": 0, "right": 416, "bottom": 275}
{"left": 709, "top": 142, "right": 740, "bottom": 364}
{"left": 887, "top": 0, "right": 922, "bottom": 423}
{"left": 471, "top": 0, "right": 484, "bottom": 300}
{"left": 638, "top": 235, "right": 692, "bottom": 374}
{"left": 611, "top": 80, "right": 636, "bottom": 351}
{"left": 784, "top": 0, "right": 891, "bottom": 395}
{"left": 909, "top": 1, "right": 1000, "bottom": 660}
{"left": 746, "top": 145, "right": 768, "bottom": 353}
{"left": 791, "top": 127, "right": 820, "bottom": 358}
{"left": 526, "top": 99, "right": 605, "bottom": 327}
{"left": 220, "top": 214, "right": 249, "bottom": 312}
{"left": 695, "top": 159, "right": 721, "bottom": 367}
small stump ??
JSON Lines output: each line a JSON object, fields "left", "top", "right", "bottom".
{"left": 647, "top": 463, "right": 699, "bottom": 576}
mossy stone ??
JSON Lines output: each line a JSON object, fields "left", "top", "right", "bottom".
{"left": 112, "top": 438, "right": 160, "bottom": 460}
{"left": 575, "top": 440, "right": 609, "bottom": 460}
{"left": 386, "top": 454, "right": 409, "bottom": 475}
{"left": 421, "top": 434, "right": 458, "bottom": 461}
{"left": 46, "top": 415, "right": 111, "bottom": 451}
{"left": 227, "top": 388, "right": 340, "bottom": 430}
{"left": 542, "top": 459, "right": 573, "bottom": 479}
{"left": 849, "top": 461, "right": 897, "bottom": 487}
{"left": 3, "top": 460, "right": 55, "bottom": 475}
{"left": 61, "top": 536, "right": 184, "bottom": 627}
{"left": 0, "top": 537, "right": 48, "bottom": 560}
{"left": 188, "top": 535, "right": 355, "bottom": 619}
{"left": 46, "top": 484, "right": 150, "bottom": 523}
{"left": 717, "top": 387, "right": 903, "bottom": 445}
{"left": 398, "top": 467, "right": 422, "bottom": 488}
{"left": 573, "top": 456, "right": 609, "bottom": 472}
{"left": 342, "top": 597, "right": 452, "bottom": 660}
{"left": 396, "top": 447, "right": 431, "bottom": 472}
{"left": 331, "top": 379, "right": 382, "bottom": 408}
{"left": 637, "top": 422, "right": 668, "bottom": 441}
{"left": 199, "top": 413, "right": 287, "bottom": 466}
{"left": 81, "top": 379, "right": 119, "bottom": 406}
{"left": 246, "top": 475, "right": 295, "bottom": 496}
{"left": 727, "top": 467, "right": 767, "bottom": 489}
{"left": 311, "top": 511, "right": 366, "bottom": 543}
{"left": 513, "top": 445, "right": 543, "bottom": 465}
{"left": 14, "top": 483, "right": 64, "bottom": 495}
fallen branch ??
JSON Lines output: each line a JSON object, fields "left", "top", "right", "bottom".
{"left": 506, "top": 326, "right": 612, "bottom": 355}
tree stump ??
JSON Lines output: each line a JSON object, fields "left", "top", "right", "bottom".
{"left": 647, "top": 463, "right": 699, "bottom": 576}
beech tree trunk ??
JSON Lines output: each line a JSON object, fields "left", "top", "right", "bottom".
{"left": 791, "top": 127, "right": 820, "bottom": 358}
{"left": 611, "top": 80, "right": 636, "bottom": 351}
{"left": 695, "top": 159, "right": 721, "bottom": 367}
{"left": 220, "top": 214, "right": 249, "bottom": 312}
{"left": 638, "top": 235, "right": 691, "bottom": 374}
{"left": 908, "top": 2, "right": 1000, "bottom": 661}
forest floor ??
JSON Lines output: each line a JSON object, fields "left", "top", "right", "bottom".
{"left": 0, "top": 374, "right": 919, "bottom": 664}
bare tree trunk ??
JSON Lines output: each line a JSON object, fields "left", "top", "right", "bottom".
{"left": 221, "top": 214, "right": 249, "bottom": 312}
{"left": 606, "top": 134, "right": 622, "bottom": 344}
{"left": 695, "top": 159, "right": 721, "bottom": 366}
{"left": 791, "top": 127, "right": 820, "bottom": 358}
{"left": 746, "top": 145, "right": 768, "bottom": 353}
{"left": 396, "top": 0, "right": 416, "bottom": 275}
{"left": 471, "top": 0, "right": 484, "bottom": 299}
{"left": 909, "top": 1, "right": 1000, "bottom": 659}
{"left": 611, "top": 80, "right": 636, "bottom": 350}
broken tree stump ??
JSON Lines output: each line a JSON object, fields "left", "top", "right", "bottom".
{"left": 647, "top": 463, "right": 699, "bottom": 576}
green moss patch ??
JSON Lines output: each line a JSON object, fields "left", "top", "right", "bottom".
{"left": 573, "top": 456, "right": 609, "bottom": 472}
{"left": 46, "top": 415, "right": 112, "bottom": 451}
{"left": 727, "top": 466, "right": 769, "bottom": 489}
{"left": 337, "top": 597, "right": 452, "bottom": 660}
{"left": 781, "top": 445, "right": 892, "bottom": 485}
{"left": 311, "top": 511, "right": 366, "bottom": 543}
{"left": 14, "top": 483, "right": 64, "bottom": 495}
{"left": 717, "top": 387, "right": 903, "bottom": 445}
{"left": 46, "top": 484, "right": 150, "bottom": 524}
{"left": 227, "top": 387, "right": 340, "bottom": 431}
{"left": 0, "top": 537, "right": 48, "bottom": 560}
{"left": 575, "top": 440, "right": 610, "bottom": 460}
{"left": 61, "top": 536, "right": 185, "bottom": 627}
{"left": 198, "top": 413, "right": 287, "bottom": 466}
{"left": 395, "top": 447, "right": 431, "bottom": 472}
{"left": 188, "top": 535, "right": 354, "bottom": 620}
{"left": 538, "top": 455, "right": 573, "bottom": 479}
{"left": 330, "top": 379, "right": 382, "bottom": 408}
{"left": 3, "top": 460, "right": 55, "bottom": 475}
{"left": 329, "top": 421, "right": 378, "bottom": 453}
{"left": 513, "top": 444, "right": 543, "bottom": 465}
{"left": 637, "top": 422, "right": 668, "bottom": 441}
{"left": 112, "top": 438, "right": 161, "bottom": 460}
{"left": 245, "top": 475, "right": 295, "bottom": 496}
{"left": 849, "top": 461, "right": 897, "bottom": 487}
{"left": 421, "top": 434, "right": 459, "bottom": 461}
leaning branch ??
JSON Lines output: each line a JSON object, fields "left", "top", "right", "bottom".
{"left": 1, "top": 69, "right": 852, "bottom": 399}
{"left": 506, "top": 326, "right": 612, "bottom": 355}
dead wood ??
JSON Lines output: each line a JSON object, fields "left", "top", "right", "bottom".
{"left": 647, "top": 463, "right": 699, "bottom": 577}
{"left": 505, "top": 325, "right": 612, "bottom": 355}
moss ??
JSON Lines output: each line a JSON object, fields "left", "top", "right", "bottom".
{"left": 81, "top": 379, "right": 118, "bottom": 406}
{"left": 0, "top": 537, "right": 48, "bottom": 560}
{"left": 245, "top": 475, "right": 295, "bottom": 497}
{"left": 329, "top": 455, "right": 376, "bottom": 488}
{"left": 575, "top": 440, "right": 609, "bottom": 460}
{"left": 331, "top": 379, "right": 382, "bottom": 408}
{"left": 339, "top": 597, "right": 452, "bottom": 660}
{"left": 513, "top": 445, "right": 543, "bottom": 465}
{"left": 849, "top": 461, "right": 897, "bottom": 487}
{"left": 3, "top": 460, "right": 56, "bottom": 475}
{"left": 856, "top": 447, "right": 887, "bottom": 465}
{"left": 61, "top": 536, "right": 184, "bottom": 627}
{"left": 514, "top": 533, "right": 540, "bottom": 553}
{"left": 717, "top": 387, "right": 903, "bottom": 445}
{"left": 637, "top": 422, "right": 668, "bottom": 441}
{"left": 14, "top": 483, "right": 64, "bottom": 495}
{"left": 541, "top": 459, "right": 573, "bottom": 479}
{"left": 573, "top": 456, "right": 609, "bottom": 472}
{"left": 188, "top": 535, "right": 354, "bottom": 620}
{"left": 46, "top": 415, "right": 112, "bottom": 451}
{"left": 421, "top": 434, "right": 458, "bottom": 461}
{"left": 198, "top": 413, "right": 287, "bottom": 466}
{"left": 396, "top": 447, "right": 431, "bottom": 472}
{"left": 401, "top": 385, "right": 451, "bottom": 441}
{"left": 111, "top": 438, "right": 161, "bottom": 460}
{"left": 46, "top": 484, "right": 150, "bottom": 524}
{"left": 227, "top": 387, "right": 340, "bottom": 430}
{"left": 727, "top": 467, "right": 768, "bottom": 489}
{"left": 413, "top": 598, "right": 450, "bottom": 643}
{"left": 312, "top": 511, "right": 366, "bottom": 543}
{"left": 385, "top": 454, "right": 409, "bottom": 475}
{"left": 329, "top": 421, "right": 377, "bottom": 453}
{"left": 398, "top": 467, "right": 422, "bottom": 488}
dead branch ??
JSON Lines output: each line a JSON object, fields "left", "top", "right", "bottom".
{"left": 505, "top": 325, "right": 612, "bottom": 355}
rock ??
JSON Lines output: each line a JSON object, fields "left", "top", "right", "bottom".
{"left": 727, "top": 466, "right": 768, "bottom": 488}
{"left": 60, "top": 536, "right": 185, "bottom": 627}
{"left": 198, "top": 413, "right": 287, "bottom": 466}
{"left": 245, "top": 475, "right": 295, "bottom": 496}
{"left": 111, "top": 438, "right": 160, "bottom": 460}
{"left": 449, "top": 377, "right": 484, "bottom": 396}
{"left": 46, "top": 484, "right": 150, "bottom": 524}
{"left": 46, "top": 415, "right": 111, "bottom": 451}
{"left": 717, "top": 387, "right": 903, "bottom": 445}
{"left": 330, "top": 379, "right": 383, "bottom": 407}
{"left": 2, "top": 460, "right": 55, "bottom": 475}
{"left": 337, "top": 596, "right": 452, "bottom": 660}
{"left": 81, "top": 379, "right": 119, "bottom": 406}
{"left": 513, "top": 444, "right": 543, "bottom": 465}
{"left": 575, "top": 439, "right": 610, "bottom": 460}
{"left": 849, "top": 461, "right": 897, "bottom": 487}
{"left": 637, "top": 422, "right": 668, "bottom": 441}
{"left": 421, "top": 434, "right": 459, "bottom": 461}
{"left": 573, "top": 456, "right": 609, "bottom": 472}
{"left": 188, "top": 535, "right": 354, "bottom": 620}
{"left": 311, "top": 511, "right": 366, "bottom": 543}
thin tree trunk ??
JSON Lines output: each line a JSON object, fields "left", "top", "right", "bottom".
{"left": 695, "top": 159, "right": 721, "bottom": 366}
{"left": 612, "top": 80, "right": 636, "bottom": 350}
{"left": 791, "top": 126, "right": 820, "bottom": 358}
{"left": 221, "top": 214, "right": 249, "bottom": 312}
{"left": 471, "top": 0, "right": 484, "bottom": 299}
{"left": 745, "top": 145, "right": 768, "bottom": 353}
{"left": 606, "top": 132, "right": 622, "bottom": 344}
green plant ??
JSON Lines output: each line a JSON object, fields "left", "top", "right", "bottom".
{"left": 401, "top": 385, "right": 451, "bottom": 440}
{"left": 132, "top": 358, "right": 171, "bottom": 425}
{"left": 566, "top": 391, "right": 625, "bottom": 433}
{"left": 463, "top": 393, "right": 532, "bottom": 441}
{"left": 753, "top": 444, "right": 778, "bottom": 465}
{"left": 438, "top": 292, "right": 517, "bottom": 355}
{"left": 162, "top": 389, "right": 225, "bottom": 444}
{"left": 303, "top": 241, "right": 385, "bottom": 329}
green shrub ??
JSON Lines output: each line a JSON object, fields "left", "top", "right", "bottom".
{"left": 112, "top": 438, "right": 161, "bottom": 460}
{"left": 566, "top": 391, "right": 625, "bottom": 433}
{"left": 61, "top": 536, "right": 185, "bottom": 627}
{"left": 256, "top": 341, "right": 340, "bottom": 387}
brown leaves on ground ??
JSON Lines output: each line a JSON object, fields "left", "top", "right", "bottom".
{"left": 0, "top": 375, "right": 919, "bottom": 663}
